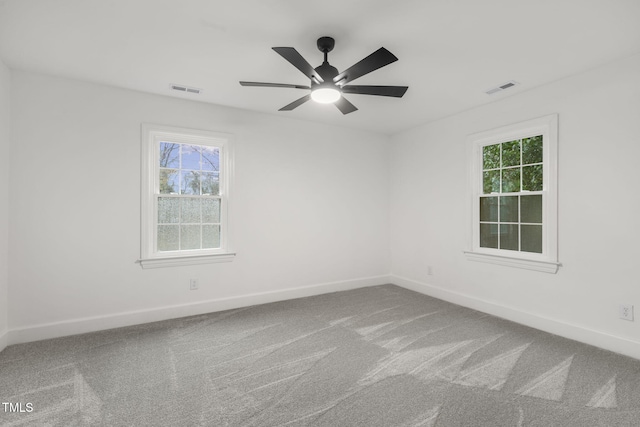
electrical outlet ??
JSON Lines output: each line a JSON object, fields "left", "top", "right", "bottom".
{"left": 619, "top": 304, "right": 634, "bottom": 321}
{"left": 190, "top": 278, "right": 199, "bottom": 290}
{"left": 427, "top": 265, "right": 433, "bottom": 276}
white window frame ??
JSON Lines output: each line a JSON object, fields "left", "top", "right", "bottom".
{"left": 464, "top": 114, "right": 560, "bottom": 273}
{"left": 139, "top": 124, "right": 235, "bottom": 269}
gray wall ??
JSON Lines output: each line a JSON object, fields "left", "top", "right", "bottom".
{"left": 4, "top": 53, "right": 640, "bottom": 359}
{"left": 390, "top": 53, "right": 640, "bottom": 358}
{"left": 7, "top": 71, "right": 391, "bottom": 342}
{"left": 0, "top": 60, "right": 9, "bottom": 351}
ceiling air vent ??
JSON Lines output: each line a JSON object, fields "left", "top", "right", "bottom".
{"left": 170, "top": 84, "right": 202, "bottom": 94}
{"left": 485, "top": 80, "right": 518, "bottom": 95}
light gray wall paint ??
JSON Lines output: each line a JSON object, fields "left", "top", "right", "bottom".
{"left": 390, "top": 53, "right": 640, "bottom": 353}
{"left": 8, "top": 71, "right": 390, "bottom": 336}
{"left": 5, "top": 53, "right": 640, "bottom": 358}
{"left": 0, "top": 60, "right": 10, "bottom": 351}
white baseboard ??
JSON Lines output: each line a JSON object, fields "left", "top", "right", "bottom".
{"left": 0, "top": 329, "right": 7, "bottom": 353}
{"left": 8, "top": 275, "right": 392, "bottom": 346}
{"left": 392, "top": 275, "right": 640, "bottom": 361}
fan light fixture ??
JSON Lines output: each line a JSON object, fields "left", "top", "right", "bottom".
{"left": 311, "top": 87, "right": 341, "bottom": 104}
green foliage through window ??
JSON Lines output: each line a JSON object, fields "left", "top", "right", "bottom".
{"left": 481, "top": 136, "right": 543, "bottom": 194}
{"left": 479, "top": 135, "right": 544, "bottom": 254}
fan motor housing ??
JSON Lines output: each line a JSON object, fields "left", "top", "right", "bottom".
{"left": 313, "top": 62, "right": 339, "bottom": 88}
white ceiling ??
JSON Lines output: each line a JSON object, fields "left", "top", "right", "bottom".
{"left": 1, "top": 0, "right": 639, "bottom": 134}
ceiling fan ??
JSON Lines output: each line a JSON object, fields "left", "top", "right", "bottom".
{"left": 240, "top": 36, "right": 408, "bottom": 115}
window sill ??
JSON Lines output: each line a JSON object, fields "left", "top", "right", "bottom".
{"left": 464, "top": 251, "right": 560, "bottom": 274}
{"left": 138, "top": 253, "right": 236, "bottom": 269}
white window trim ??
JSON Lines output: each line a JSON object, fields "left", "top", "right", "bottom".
{"left": 138, "top": 123, "right": 235, "bottom": 269}
{"left": 464, "top": 114, "right": 560, "bottom": 273}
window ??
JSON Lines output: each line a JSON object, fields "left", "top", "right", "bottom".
{"left": 139, "top": 124, "right": 235, "bottom": 268}
{"left": 465, "top": 114, "right": 559, "bottom": 273}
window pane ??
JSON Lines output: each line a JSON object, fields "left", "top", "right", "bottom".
{"left": 500, "top": 196, "right": 519, "bottom": 223}
{"left": 483, "top": 170, "right": 500, "bottom": 194}
{"left": 501, "top": 168, "right": 521, "bottom": 193}
{"left": 480, "top": 197, "right": 498, "bottom": 222}
{"left": 522, "top": 164, "right": 543, "bottom": 191}
{"left": 201, "top": 172, "right": 220, "bottom": 196}
{"left": 483, "top": 144, "right": 500, "bottom": 170}
{"left": 158, "top": 197, "right": 179, "bottom": 223}
{"left": 181, "top": 198, "right": 201, "bottom": 223}
{"left": 480, "top": 224, "right": 498, "bottom": 249}
{"left": 159, "top": 169, "right": 179, "bottom": 194}
{"left": 158, "top": 225, "right": 179, "bottom": 251}
{"left": 159, "top": 142, "right": 179, "bottom": 168}
{"left": 180, "top": 225, "right": 201, "bottom": 250}
{"left": 201, "top": 147, "right": 219, "bottom": 171}
{"left": 499, "top": 224, "right": 519, "bottom": 251}
{"left": 203, "top": 225, "right": 221, "bottom": 249}
{"left": 501, "top": 140, "right": 521, "bottom": 167}
{"left": 521, "top": 225, "right": 542, "bottom": 253}
{"left": 181, "top": 145, "right": 201, "bottom": 170}
{"left": 521, "top": 195, "right": 542, "bottom": 223}
{"left": 522, "top": 135, "right": 543, "bottom": 165}
{"left": 203, "top": 199, "right": 221, "bottom": 223}
{"left": 180, "top": 171, "right": 200, "bottom": 195}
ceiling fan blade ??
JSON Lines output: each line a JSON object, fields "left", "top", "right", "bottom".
{"left": 272, "top": 47, "right": 323, "bottom": 83}
{"left": 341, "top": 85, "right": 408, "bottom": 97}
{"left": 334, "top": 48, "right": 398, "bottom": 85}
{"left": 335, "top": 96, "right": 358, "bottom": 115}
{"left": 279, "top": 94, "right": 311, "bottom": 111}
{"left": 239, "top": 81, "right": 310, "bottom": 90}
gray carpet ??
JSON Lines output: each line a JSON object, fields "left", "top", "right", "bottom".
{"left": 1, "top": 285, "right": 640, "bottom": 426}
